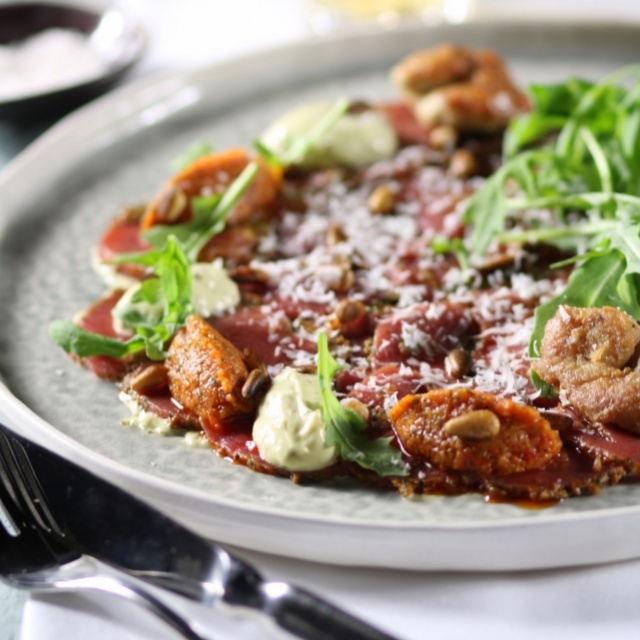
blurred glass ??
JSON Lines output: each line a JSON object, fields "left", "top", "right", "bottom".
{"left": 307, "top": 0, "right": 476, "bottom": 33}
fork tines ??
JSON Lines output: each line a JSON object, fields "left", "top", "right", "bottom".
{"left": 0, "top": 429, "right": 65, "bottom": 538}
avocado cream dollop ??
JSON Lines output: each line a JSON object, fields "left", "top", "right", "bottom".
{"left": 111, "top": 260, "right": 239, "bottom": 335}
{"left": 261, "top": 102, "right": 398, "bottom": 168}
{"left": 189, "top": 260, "right": 240, "bottom": 317}
{"left": 252, "top": 367, "right": 337, "bottom": 472}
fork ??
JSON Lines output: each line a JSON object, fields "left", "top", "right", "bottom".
{"left": 0, "top": 422, "right": 400, "bottom": 640}
{"left": 0, "top": 469, "right": 207, "bottom": 639}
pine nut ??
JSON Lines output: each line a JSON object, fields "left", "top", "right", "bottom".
{"left": 443, "top": 409, "right": 500, "bottom": 440}
{"left": 130, "top": 364, "right": 169, "bottom": 393}
{"left": 445, "top": 348, "right": 473, "bottom": 379}
{"left": 241, "top": 368, "right": 271, "bottom": 400}
{"left": 156, "top": 185, "right": 188, "bottom": 223}
{"left": 335, "top": 299, "right": 366, "bottom": 325}
{"left": 368, "top": 184, "right": 396, "bottom": 214}
{"left": 341, "top": 397, "right": 370, "bottom": 422}
{"left": 449, "top": 149, "right": 477, "bottom": 178}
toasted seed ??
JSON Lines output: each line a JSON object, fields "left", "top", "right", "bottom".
{"left": 317, "top": 262, "right": 354, "bottom": 292}
{"left": 229, "top": 265, "right": 270, "bottom": 284}
{"left": 326, "top": 223, "right": 347, "bottom": 246}
{"left": 347, "top": 100, "right": 371, "bottom": 115}
{"left": 449, "top": 149, "right": 477, "bottom": 178}
{"left": 335, "top": 299, "right": 366, "bottom": 325}
{"left": 379, "top": 290, "right": 400, "bottom": 305}
{"left": 341, "top": 397, "right": 370, "bottom": 422}
{"left": 443, "top": 409, "right": 500, "bottom": 440}
{"left": 156, "top": 185, "right": 188, "bottom": 223}
{"left": 130, "top": 364, "right": 169, "bottom": 393}
{"left": 429, "top": 124, "right": 458, "bottom": 150}
{"left": 368, "top": 184, "right": 396, "bottom": 215}
{"left": 338, "top": 268, "right": 355, "bottom": 292}
{"left": 477, "top": 253, "right": 516, "bottom": 275}
{"left": 241, "top": 368, "right": 271, "bottom": 400}
{"left": 120, "top": 203, "right": 147, "bottom": 223}
{"left": 445, "top": 348, "right": 473, "bottom": 379}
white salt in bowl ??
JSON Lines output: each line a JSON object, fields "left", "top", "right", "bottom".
{"left": 0, "top": 2, "right": 146, "bottom": 120}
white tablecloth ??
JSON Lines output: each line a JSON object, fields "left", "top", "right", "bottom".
{"left": 5, "top": 0, "right": 640, "bottom": 638}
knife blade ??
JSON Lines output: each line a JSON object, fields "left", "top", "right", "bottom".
{"left": 0, "top": 422, "right": 400, "bottom": 640}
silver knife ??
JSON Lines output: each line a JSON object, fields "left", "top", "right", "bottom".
{"left": 0, "top": 422, "right": 400, "bottom": 640}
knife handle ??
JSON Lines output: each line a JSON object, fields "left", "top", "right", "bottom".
{"left": 259, "top": 581, "right": 401, "bottom": 640}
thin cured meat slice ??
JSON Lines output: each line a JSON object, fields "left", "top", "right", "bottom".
{"left": 211, "top": 305, "right": 316, "bottom": 368}
{"left": 372, "top": 302, "right": 478, "bottom": 366}
{"left": 377, "top": 102, "right": 433, "bottom": 146}
{"left": 75, "top": 290, "right": 130, "bottom": 381}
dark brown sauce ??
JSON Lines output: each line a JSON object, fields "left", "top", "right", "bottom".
{"left": 485, "top": 495, "right": 560, "bottom": 510}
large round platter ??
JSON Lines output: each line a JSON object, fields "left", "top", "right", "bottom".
{"left": 1, "top": 19, "right": 640, "bottom": 572}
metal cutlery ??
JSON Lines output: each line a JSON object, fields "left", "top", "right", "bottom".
{"left": 0, "top": 486, "right": 206, "bottom": 639}
{"left": 0, "top": 422, "right": 400, "bottom": 640}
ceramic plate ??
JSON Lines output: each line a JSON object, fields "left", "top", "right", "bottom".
{"left": 2, "top": 19, "right": 640, "bottom": 572}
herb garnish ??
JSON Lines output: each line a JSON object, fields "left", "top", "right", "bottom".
{"left": 50, "top": 236, "right": 193, "bottom": 360}
{"left": 316, "top": 333, "right": 409, "bottom": 476}
{"left": 462, "top": 65, "right": 640, "bottom": 390}
{"left": 465, "top": 65, "right": 640, "bottom": 254}
{"left": 431, "top": 234, "right": 470, "bottom": 270}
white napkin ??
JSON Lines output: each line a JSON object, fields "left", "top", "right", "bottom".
{"left": 19, "top": 550, "right": 640, "bottom": 639}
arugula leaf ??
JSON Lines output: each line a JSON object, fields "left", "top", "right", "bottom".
{"left": 580, "top": 126, "right": 613, "bottom": 193}
{"left": 253, "top": 140, "right": 282, "bottom": 170}
{"left": 462, "top": 165, "right": 507, "bottom": 255}
{"left": 530, "top": 78, "right": 595, "bottom": 115}
{"left": 504, "top": 113, "right": 566, "bottom": 158}
{"left": 497, "top": 193, "right": 640, "bottom": 253}
{"left": 431, "top": 234, "right": 470, "bottom": 270}
{"left": 49, "top": 321, "right": 146, "bottom": 359}
{"left": 51, "top": 237, "right": 193, "bottom": 361}
{"left": 504, "top": 77, "right": 594, "bottom": 158}
{"left": 111, "top": 278, "right": 164, "bottom": 331}
{"left": 316, "top": 333, "right": 409, "bottom": 477}
{"left": 466, "top": 65, "right": 640, "bottom": 257}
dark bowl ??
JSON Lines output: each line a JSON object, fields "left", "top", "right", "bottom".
{"left": 0, "top": 2, "right": 147, "bottom": 121}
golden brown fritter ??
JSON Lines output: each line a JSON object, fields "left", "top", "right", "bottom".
{"left": 140, "top": 148, "right": 280, "bottom": 231}
{"left": 532, "top": 305, "right": 640, "bottom": 433}
{"left": 391, "top": 44, "right": 530, "bottom": 132}
{"left": 388, "top": 388, "right": 561, "bottom": 476}
{"left": 166, "top": 315, "right": 261, "bottom": 431}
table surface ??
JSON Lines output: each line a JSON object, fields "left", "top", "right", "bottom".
{"left": 2, "top": 0, "right": 640, "bottom": 638}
